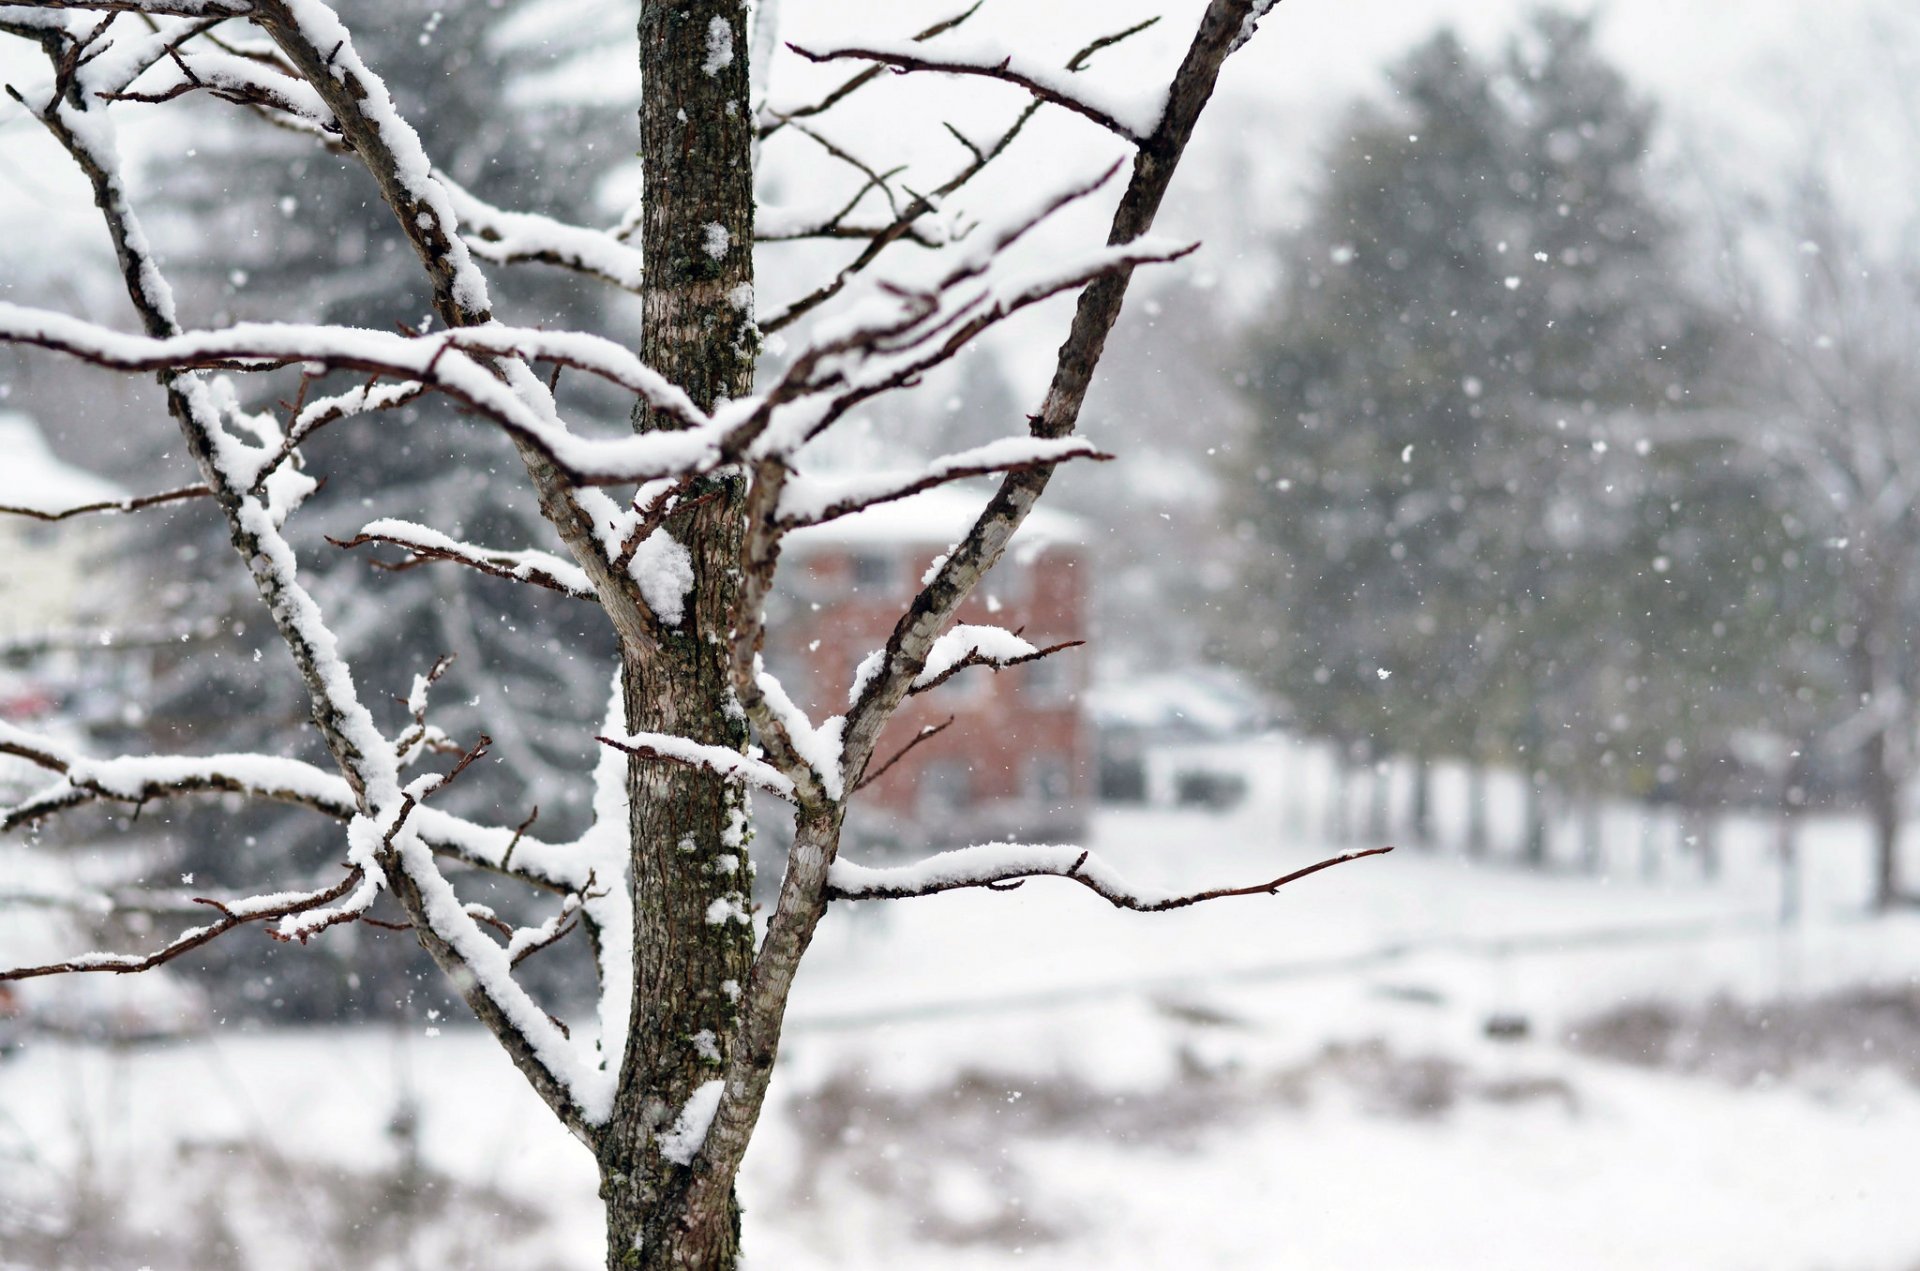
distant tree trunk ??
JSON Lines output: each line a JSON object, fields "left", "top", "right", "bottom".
{"left": 1638, "top": 806, "right": 1663, "bottom": 881}
{"left": 1367, "top": 762, "right": 1391, "bottom": 843}
{"left": 1691, "top": 807, "right": 1720, "bottom": 881}
{"left": 1465, "top": 762, "right": 1489, "bottom": 858}
{"left": 600, "top": 3, "right": 758, "bottom": 1265}
{"left": 1863, "top": 727, "right": 1903, "bottom": 911}
{"left": 1409, "top": 756, "right": 1433, "bottom": 846}
{"left": 1523, "top": 775, "right": 1549, "bottom": 868}
{"left": 1578, "top": 795, "right": 1603, "bottom": 874}
{"left": 1326, "top": 761, "right": 1350, "bottom": 844}
{"left": 1775, "top": 743, "right": 1809, "bottom": 923}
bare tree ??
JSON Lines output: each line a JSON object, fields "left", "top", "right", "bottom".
{"left": 0, "top": 0, "right": 1385, "bottom": 1264}
{"left": 1707, "top": 172, "right": 1920, "bottom": 911}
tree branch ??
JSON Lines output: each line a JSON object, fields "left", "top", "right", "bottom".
{"left": 330, "top": 521, "right": 595, "bottom": 599}
{"left": 787, "top": 41, "right": 1147, "bottom": 143}
{"left": 828, "top": 844, "right": 1394, "bottom": 910}
{"left": 852, "top": 715, "right": 954, "bottom": 793}
{"left": 1, "top": 866, "right": 366, "bottom": 982}
{"left": 0, "top": 483, "right": 211, "bottom": 521}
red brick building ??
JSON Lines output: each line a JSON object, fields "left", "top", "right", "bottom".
{"left": 766, "top": 487, "right": 1090, "bottom": 850}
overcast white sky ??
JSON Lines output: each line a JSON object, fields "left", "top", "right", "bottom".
{"left": 0, "top": 2, "right": 1909, "bottom": 340}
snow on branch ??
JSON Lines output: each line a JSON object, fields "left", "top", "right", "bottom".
{"left": 757, "top": 2, "right": 981, "bottom": 141}
{"left": 832, "top": 0, "right": 1269, "bottom": 801}
{"left": 829, "top": 844, "right": 1395, "bottom": 911}
{"left": 788, "top": 33, "right": 1166, "bottom": 144}
{"left": 439, "top": 176, "right": 647, "bottom": 293}
{"left": 11, "top": 1, "right": 252, "bottom": 14}
{"left": 101, "top": 43, "right": 335, "bottom": 136}
{"left": 595, "top": 732, "right": 797, "bottom": 800}
{"left": 909, "top": 625, "right": 1081, "bottom": 694}
{"left": 776, "top": 437, "right": 1109, "bottom": 527}
{"left": 332, "top": 518, "right": 596, "bottom": 599}
{"left": 0, "top": 720, "right": 585, "bottom": 891}
{"left": 0, "top": 303, "right": 745, "bottom": 485}
{"left": 0, "top": 482, "right": 210, "bottom": 521}
{"left": 745, "top": 166, "right": 1194, "bottom": 456}
{"left": 0, "top": 866, "right": 369, "bottom": 982}
{"left": 760, "top": 14, "right": 1162, "bottom": 337}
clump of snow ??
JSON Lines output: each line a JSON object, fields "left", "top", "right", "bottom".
{"left": 785, "top": 484, "right": 1087, "bottom": 550}
{"left": 703, "top": 15, "right": 734, "bottom": 76}
{"left": 658, "top": 1079, "right": 726, "bottom": 1165}
{"left": 914, "top": 625, "right": 1039, "bottom": 689}
{"left": 754, "top": 658, "right": 846, "bottom": 798}
{"left": 627, "top": 530, "right": 695, "bottom": 626}
{"left": 705, "top": 896, "right": 750, "bottom": 926}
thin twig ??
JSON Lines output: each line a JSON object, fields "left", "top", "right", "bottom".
{"left": 853, "top": 715, "right": 956, "bottom": 792}
{"left": 830, "top": 846, "right": 1396, "bottom": 911}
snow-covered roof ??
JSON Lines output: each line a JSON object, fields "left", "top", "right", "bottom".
{"left": 0, "top": 412, "right": 123, "bottom": 513}
{"left": 1086, "top": 667, "right": 1269, "bottom": 737}
{"left": 785, "top": 484, "right": 1087, "bottom": 551}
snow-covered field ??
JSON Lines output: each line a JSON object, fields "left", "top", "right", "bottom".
{"left": 5, "top": 741, "right": 1920, "bottom": 1269}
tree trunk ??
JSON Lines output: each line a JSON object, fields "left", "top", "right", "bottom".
{"left": 1367, "top": 762, "right": 1391, "bottom": 842}
{"left": 600, "top": 4, "right": 759, "bottom": 1266}
{"left": 1409, "top": 755, "right": 1433, "bottom": 847}
{"left": 1465, "top": 762, "right": 1488, "bottom": 858}
{"left": 1523, "top": 775, "right": 1548, "bottom": 869}
{"left": 1864, "top": 727, "right": 1903, "bottom": 912}
{"left": 1691, "top": 807, "right": 1720, "bottom": 882}
{"left": 1326, "top": 760, "right": 1350, "bottom": 844}
{"left": 1776, "top": 744, "right": 1807, "bottom": 924}
{"left": 1579, "top": 795, "right": 1603, "bottom": 874}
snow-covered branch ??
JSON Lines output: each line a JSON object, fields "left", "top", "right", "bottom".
{"left": 0, "top": 721, "right": 581, "bottom": 886}
{"left": 907, "top": 625, "right": 1082, "bottom": 695}
{"left": 775, "top": 437, "right": 1109, "bottom": 527}
{"left": 0, "top": 866, "right": 369, "bottom": 983}
{"left": 439, "top": 176, "right": 647, "bottom": 293}
{"left": 787, "top": 37, "right": 1160, "bottom": 144}
{"left": 332, "top": 518, "right": 596, "bottom": 599}
{"left": 0, "top": 482, "right": 211, "bottom": 521}
{"left": 7, "top": 1, "right": 251, "bottom": 14}
{"left": 596, "top": 732, "right": 798, "bottom": 800}
{"left": 760, "top": 13, "right": 1162, "bottom": 335}
{"left": 828, "top": 844, "right": 1395, "bottom": 910}
{"left": 755, "top": 1, "right": 982, "bottom": 142}
{"left": 0, "top": 304, "right": 763, "bottom": 488}
{"left": 834, "top": 0, "right": 1263, "bottom": 791}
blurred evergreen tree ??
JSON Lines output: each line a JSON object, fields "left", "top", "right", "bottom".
{"left": 131, "top": 0, "right": 635, "bottom": 1016}
{"left": 1226, "top": 12, "right": 1722, "bottom": 858}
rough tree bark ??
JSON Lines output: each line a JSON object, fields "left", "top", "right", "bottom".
{"left": 600, "top": 4, "right": 760, "bottom": 1266}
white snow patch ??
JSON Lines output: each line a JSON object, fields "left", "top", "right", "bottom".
{"left": 658, "top": 1079, "right": 725, "bottom": 1165}
{"left": 703, "top": 16, "right": 734, "bottom": 76}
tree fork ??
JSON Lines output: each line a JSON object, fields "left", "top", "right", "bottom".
{"left": 602, "top": 2, "right": 759, "bottom": 1267}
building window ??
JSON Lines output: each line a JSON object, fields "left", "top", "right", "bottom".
{"left": 849, "top": 552, "right": 896, "bottom": 593}
{"left": 918, "top": 760, "right": 973, "bottom": 819}
{"left": 1029, "top": 756, "right": 1071, "bottom": 805}
{"left": 930, "top": 664, "right": 990, "bottom": 705}
{"left": 1022, "top": 649, "right": 1075, "bottom": 706}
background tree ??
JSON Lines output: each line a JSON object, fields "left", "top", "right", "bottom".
{"left": 122, "top": 0, "right": 635, "bottom": 1020}
{"left": 1226, "top": 11, "right": 1715, "bottom": 859}
{"left": 1683, "top": 164, "right": 1920, "bottom": 908}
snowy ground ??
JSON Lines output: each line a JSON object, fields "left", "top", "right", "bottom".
{"left": 5, "top": 739, "right": 1920, "bottom": 1269}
